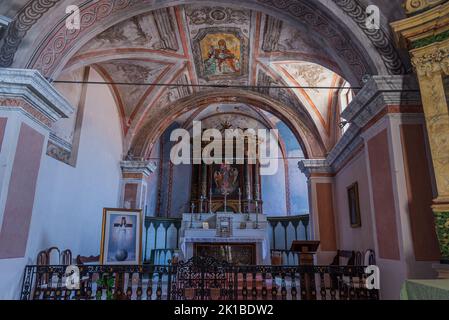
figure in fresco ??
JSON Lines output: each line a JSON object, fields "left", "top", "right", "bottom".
{"left": 205, "top": 39, "right": 240, "bottom": 75}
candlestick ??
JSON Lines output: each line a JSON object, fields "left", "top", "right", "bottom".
{"left": 190, "top": 203, "right": 194, "bottom": 228}
{"left": 209, "top": 188, "right": 213, "bottom": 214}
{"left": 238, "top": 188, "right": 242, "bottom": 214}
{"left": 254, "top": 200, "right": 259, "bottom": 229}
{"left": 223, "top": 191, "right": 229, "bottom": 214}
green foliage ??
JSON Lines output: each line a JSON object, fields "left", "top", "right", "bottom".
{"left": 96, "top": 274, "right": 115, "bottom": 300}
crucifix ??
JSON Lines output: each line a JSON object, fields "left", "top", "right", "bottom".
{"left": 113, "top": 217, "right": 133, "bottom": 229}
{"left": 113, "top": 217, "right": 133, "bottom": 244}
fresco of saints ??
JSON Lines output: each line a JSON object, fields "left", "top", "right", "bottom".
{"left": 205, "top": 39, "right": 240, "bottom": 75}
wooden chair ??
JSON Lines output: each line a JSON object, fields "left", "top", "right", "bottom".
{"left": 76, "top": 255, "right": 100, "bottom": 265}
{"left": 330, "top": 250, "right": 357, "bottom": 266}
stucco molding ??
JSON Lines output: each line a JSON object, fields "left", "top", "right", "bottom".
{"left": 0, "top": 68, "right": 74, "bottom": 123}
{"left": 46, "top": 132, "right": 72, "bottom": 164}
{"left": 404, "top": 0, "right": 448, "bottom": 16}
{"left": 121, "top": 160, "right": 157, "bottom": 178}
{"left": 298, "top": 159, "right": 333, "bottom": 178}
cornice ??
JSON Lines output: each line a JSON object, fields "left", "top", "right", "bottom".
{"left": 404, "top": 0, "right": 448, "bottom": 16}
{"left": 120, "top": 160, "right": 157, "bottom": 177}
{"left": 326, "top": 75, "right": 421, "bottom": 171}
{"left": 341, "top": 75, "right": 421, "bottom": 128}
{"left": 0, "top": 68, "right": 74, "bottom": 123}
{"left": 298, "top": 159, "right": 333, "bottom": 178}
{"left": 391, "top": 1, "right": 449, "bottom": 49}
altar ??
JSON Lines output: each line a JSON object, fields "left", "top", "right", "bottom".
{"left": 179, "top": 212, "right": 270, "bottom": 265}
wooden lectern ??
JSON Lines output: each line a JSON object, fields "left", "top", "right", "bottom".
{"left": 290, "top": 240, "right": 320, "bottom": 265}
{"left": 290, "top": 240, "right": 320, "bottom": 300}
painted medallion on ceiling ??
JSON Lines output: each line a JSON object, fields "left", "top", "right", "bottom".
{"left": 186, "top": 6, "right": 250, "bottom": 83}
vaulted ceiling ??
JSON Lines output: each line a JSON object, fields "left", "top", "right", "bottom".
{"left": 0, "top": 0, "right": 409, "bottom": 159}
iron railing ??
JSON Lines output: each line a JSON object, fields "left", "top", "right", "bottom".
{"left": 21, "top": 257, "right": 378, "bottom": 300}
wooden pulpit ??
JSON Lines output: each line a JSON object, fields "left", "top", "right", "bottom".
{"left": 290, "top": 240, "right": 320, "bottom": 265}
{"left": 290, "top": 240, "right": 320, "bottom": 300}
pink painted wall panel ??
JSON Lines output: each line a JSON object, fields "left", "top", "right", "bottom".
{"left": 124, "top": 183, "right": 138, "bottom": 209}
{"left": 316, "top": 183, "right": 337, "bottom": 251}
{"left": 400, "top": 124, "right": 440, "bottom": 261}
{"left": 367, "top": 130, "right": 401, "bottom": 260}
{"left": 0, "top": 117, "right": 7, "bottom": 153}
{"left": 0, "top": 123, "right": 44, "bottom": 259}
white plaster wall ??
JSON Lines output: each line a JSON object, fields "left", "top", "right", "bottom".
{"left": 0, "top": 69, "right": 123, "bottom": 299}
{"left": 145, "top": 140, "right": 160, "bottom": 217}
{"left": 334, "top": 150, "right": 375, "bottom": 252}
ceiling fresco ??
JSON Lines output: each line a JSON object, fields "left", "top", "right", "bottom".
{"left": 53, "top": 4, "right": 357, "bottom": 156}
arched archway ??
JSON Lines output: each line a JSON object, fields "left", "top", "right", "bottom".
{"left": 0, "top": 0, "right": 406, "bottom": 84}
{"left": 129, "top": 88, "right": 327, "bottom": 159}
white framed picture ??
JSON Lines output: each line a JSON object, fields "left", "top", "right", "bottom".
{"left": 100, "top": 208, "right": 142, "bottom": 265}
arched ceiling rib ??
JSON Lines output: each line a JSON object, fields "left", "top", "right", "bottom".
{"left": 0, "top": 0, "right": 409, "bottom": 158}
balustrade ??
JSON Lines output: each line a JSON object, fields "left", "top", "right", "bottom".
{"left": 21, "top": 257, "right": 378, "bottom": 301}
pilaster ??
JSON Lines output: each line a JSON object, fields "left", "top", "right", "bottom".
{"left": 120, "top": 160, "right": 157, "bottom": 212}
{"left": 298, "top": 159, "right": 336, "bottom": 264}
{"left": 0, "top": 68, "right": 73, "bottom": 259}
{"left": 392, "top": 1, "right": 449, "bottom": 263}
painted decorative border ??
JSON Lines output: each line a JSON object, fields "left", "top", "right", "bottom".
{"left": 0, "top": 0, "right": 60, "bottom": 67}
{"left": 0, "top": 0, "right": 397, "bottom": 81}
{"left": 331, "top": 0, "right": 406, "bottom": 75}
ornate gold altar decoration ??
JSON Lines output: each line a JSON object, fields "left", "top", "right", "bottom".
{"left": 404, "top": 0, "right": 448, "bottom": 16}
{"left": 392, "top": 1, "right": 449, "bottom": 262}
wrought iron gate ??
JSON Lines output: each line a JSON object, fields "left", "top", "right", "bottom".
{"left": 170, "top": 256, "right": 236, "bottom": 300}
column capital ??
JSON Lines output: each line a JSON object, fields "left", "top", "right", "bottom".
{"left": 0, "top": 68, "right": 74, "bottom": 127}
{"left": 411, "top": 38, "right": 449, "bottom": 77}
{"left": 120, "top": 160, "right": 157, "bottom": 179}
{"left": 298, "top": 159, "right": 333, "bottom": 179}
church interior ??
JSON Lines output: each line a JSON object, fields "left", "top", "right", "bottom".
{"left": 0, "top": 0, "right": 448, "bottom": 301}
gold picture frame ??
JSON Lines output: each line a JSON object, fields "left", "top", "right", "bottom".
{"left": 100, "top": 208, "right": 143, "bottom": 265}
{"left": 347, "top": 183, "right": 362, "bottom": 228}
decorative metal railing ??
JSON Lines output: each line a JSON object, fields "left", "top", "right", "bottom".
{"left": 21, "top": 257, "right": 378, "bottom": 301}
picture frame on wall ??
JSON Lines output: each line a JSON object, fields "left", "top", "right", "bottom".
{"left": 347, "top": 183, "right": 361, "bottom": 228}
{"left": 100, "top": 208, "right": 143, "bottom": 265}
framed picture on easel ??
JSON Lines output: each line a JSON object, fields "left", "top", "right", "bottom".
{"left": 100, "top": 208, "right": 143, "bottom": 265}
{"left": 347, "top": 183, "right": 361, "bottom": 228}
